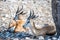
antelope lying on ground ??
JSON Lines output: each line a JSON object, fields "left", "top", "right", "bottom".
{"left": 10, "top": 18, "right": 27, "bottom": 32}
{"left": 30, "top": 20, "right": 56, "bottom": 36}
{"left": 9, "top": 7, "right": 28, "bottom": 32}
{"left": 27, "top": 10, "right": 56, "bottom": 37}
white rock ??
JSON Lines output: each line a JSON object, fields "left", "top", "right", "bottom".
{"left": 25, "top": 37, "right": 30, "bottom": 39}
{"left": 48, "top": 38, "right": 51, "bottom": 40}
{"left": 52, "top": 37, "right": 57, "bottom": 40}
{"left": 39, "top": 36, "right": 44, "bottom": 40}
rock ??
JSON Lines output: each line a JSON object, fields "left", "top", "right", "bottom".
{"left": 58, "top": 36, "right": 60, "bottom": 40}
{"left": 38, "top": 36, "right": 44, "bottom": 40}
{"left": 52, "top": 37, "right": 57, "bottom": 40}
{"left": 12, "top": 38, "right": 19, "bottom": 40}
{"left": 48, "top": 39, "right": 51, "bottom": 40}
{"left": 25, "top": 37, "right": 30, "bottom": 39}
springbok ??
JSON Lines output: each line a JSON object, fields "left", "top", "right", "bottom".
{"left": 9, "top": 6, "right": 28, "bottom": 32}
{"left": 27, "top": 10, "right": 56, "bottom": 37}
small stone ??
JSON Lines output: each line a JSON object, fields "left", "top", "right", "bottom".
{"left": 38, "top": 36, "right": 44, "bottom": 40}
{"left": 2, "top": 24, "right": 5, "bottom": 26}
{"left": 48, "top": 38, "right": 51, "bottom": 40}
{"left": 25, "top": 37, "right": 30, "bottom": 39}
{"left": 58, "top": 36, "right": 60, "bottom": 40}
{"left": 52, "top": 37, "right": 57, "bottom": 40}
{"left": 13, "top": 38, "right": 19, "bottom": 40}
{"left": 4, "top": 32, "right": 10, "bottom": 38}
{"left": 5, "top": 14, "right": 9, "bottom": 17}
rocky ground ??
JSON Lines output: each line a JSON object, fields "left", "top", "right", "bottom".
{"left": 0, "top": 31, "right": 59, "bottom": 40}
{"left": 0, "top": 30, "right": 59, "bottom": 40}
{"left": 0, "top": 0, "right": 60, "bottom": 40}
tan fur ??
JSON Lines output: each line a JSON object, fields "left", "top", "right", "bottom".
{"left": 30, "top": 19, "right": 56, "bottom": 36}
{"left": 15, "top": 20, "right": 27, "bottom": 32}
{"left": 10, "top": 19, "right": 28, "bottom": 32}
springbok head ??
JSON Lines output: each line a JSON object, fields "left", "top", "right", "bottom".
{"left": 14, "top": 6, "right": 26, "bottom": 20}
{"left": 23, "top": 10, "right": 38, "bottom": 28}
